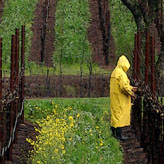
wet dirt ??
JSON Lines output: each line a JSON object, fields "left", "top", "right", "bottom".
{"left": 121, "top": 127, "right": 148, "bottom": 164}
{"left": 5, "top": 121, "right": 38, "bottom": 164}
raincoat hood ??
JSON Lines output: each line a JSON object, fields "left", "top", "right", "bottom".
{"left": 117, "top": 55, "right": 130, "bottom": 72}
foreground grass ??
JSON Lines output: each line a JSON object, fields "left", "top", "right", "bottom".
{"left": 25, "top": 98, "right": 123, "bottom": 164}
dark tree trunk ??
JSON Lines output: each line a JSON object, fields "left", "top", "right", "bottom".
{"left": 156, "top": 38, "right": 164, "bottom": 96}
{"left": 120, "top": 0, "right": 164, "bottom": 95}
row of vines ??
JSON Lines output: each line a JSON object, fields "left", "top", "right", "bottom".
{"left": 0, "top": 26, "right": 25, "bottom": 163}
{"left": 132, "top": 30, "right": 164, "bottom": 164}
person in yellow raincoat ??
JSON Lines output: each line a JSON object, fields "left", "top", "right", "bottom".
{"left": 110, "top": 55, "right": 137, "bottom": 140}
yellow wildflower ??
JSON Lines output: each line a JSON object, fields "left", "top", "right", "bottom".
{"left": 69, "top": 116, "right": 73, "bottom": 121}
{"left": 26, "top": 138, "right": 35, "bottom": 146}
{"left": 53, "top": 109, "right": 56, "bottom": 115}
{"left": 100, "top": 142, "right": 103, "bottom": 146}
{"left": 68, "top": 107, "right": 72, "bottom": 110}
{"left": 46, "top": 116, "right": 50, "bottom": 120}
{"left": 54, "top": 148, "right": 59, "bottom": 153}
{"left": 99, "top": 139, "right": 104, "bottom": 146}
{"left": 61, "top": 145, "right": 64, "bottom": 149}
{"left": 70, "top": 122, "right": 74, "bottom": 128}
{"left": 56, "top": 118, "right": 59, "bottom": 123}
{"left": 76, "top": 113, "right": 80, "bottom": 118}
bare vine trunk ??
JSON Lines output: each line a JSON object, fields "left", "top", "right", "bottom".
{"left": 156, "top": 39, "right": 164, "bottom": 96}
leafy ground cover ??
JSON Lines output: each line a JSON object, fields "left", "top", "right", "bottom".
{"left": 25, "top": 98, "right": 123, "bottom": 164}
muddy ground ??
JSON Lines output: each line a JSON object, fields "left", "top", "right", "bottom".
{"left": 24, "top": 75, "right": 110, "bottom": 98}
{"left": 7, "top": 121, "right": 38, "bottom": 164}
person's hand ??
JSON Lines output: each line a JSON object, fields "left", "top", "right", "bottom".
{"left": 131, "top": 92, "right": 136, "bottom": 99}
{"left": 132, "top": 87, "right": 137, "bottom": 92}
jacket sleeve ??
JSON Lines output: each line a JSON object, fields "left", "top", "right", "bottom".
{"left": 118, "top": 74, "right": 133, "bottom": 96}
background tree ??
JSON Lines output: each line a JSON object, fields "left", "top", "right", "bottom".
{"left": 120, "top": 0, "right": 164, "bottom": 95}
{"left": 110, "top": 0, "right": 136, "bottom": 63}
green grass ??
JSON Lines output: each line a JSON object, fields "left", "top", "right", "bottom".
{"left": 25, "top": 98, "right": 123, "bottom": 164}
{"left": 25, "top": 62, "right": 110, "bottom": 76}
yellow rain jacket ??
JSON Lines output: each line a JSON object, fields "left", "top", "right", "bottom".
{"left": 110, "top": 55, "right": 133, "bottom": 128}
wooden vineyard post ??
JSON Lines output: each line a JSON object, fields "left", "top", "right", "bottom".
{"left": 21, "top": 25, "right": 25, "bottom": 122}
{"left": 13, "top": 29, "right": 19, "bottom": 143}
{"left": 145, "top": 30, "right": 150, "bottom": 85}
{"left": 133, "top": 33, "right": 137, "bottom": 80}
{"left": 0, "top": 38, "right": 4, "bottom": 164}
{"left": 136, "top": 32, "right": 141, "bottom": 81}
{"left": 7, "top": 35, "right": 16, "bottom": 161}
{"left": 151, "top": 36, "right": 155, "bottom": 98}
